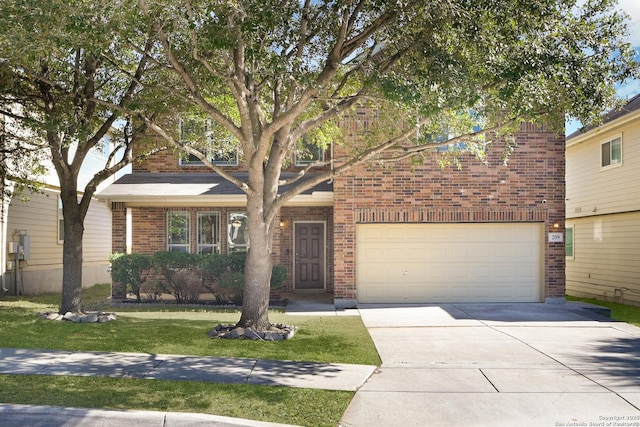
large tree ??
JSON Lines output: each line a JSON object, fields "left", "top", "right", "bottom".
{"left": 0, "top": 1, "right": 158, "bottom": 312}
{"left": 123, "top": 0, "right": 636, "bottom": 330}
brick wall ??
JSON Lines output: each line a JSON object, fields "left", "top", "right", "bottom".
{"left": 111, "top": 202, "right": 127, "bottom": 253}
{"left": 112, "top": 205, "right": 334, "bottom": 294}
{"left": 332, "top": 121, "right": 566, "bottom": 303}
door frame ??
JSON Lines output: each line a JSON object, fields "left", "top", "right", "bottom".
{"left": 293, "top": 220, "right": 327, "bottom": 291}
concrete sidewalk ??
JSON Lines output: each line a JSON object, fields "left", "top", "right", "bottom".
{"left": 341, "top": 302, "right": 640, "bottom": 427}
{"left": 0, "top": 348, "right": 376, "bottom": 392}
{"left": 0, "top": 297, "right": 371, "bottom": 426}
{"left": 0, "top": 404, "right": 300, "bottom": 427}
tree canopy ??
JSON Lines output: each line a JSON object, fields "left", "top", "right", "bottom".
{"left": 1, "top": 0, "right": 636, "bottom": 327}
{"left": 0, "top": 0, "right": 156, "bottom": 312}
{"left": 124, "top": 0, "right": 636, "bottom": 329}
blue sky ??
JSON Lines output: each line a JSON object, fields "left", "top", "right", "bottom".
{"left": 615, "top": 0, "right": 640, "bottom": 98}
{"left": 566, "top": 0, "right": 640, "bottom": 134}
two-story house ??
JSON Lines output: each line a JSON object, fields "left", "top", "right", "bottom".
{"left": 565, "top": 94, "right": 640, "bottom": 306}
{"left": 97, "top": 117, "right": 566, "bottom": 307}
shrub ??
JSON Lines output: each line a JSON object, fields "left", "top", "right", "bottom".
{"left": 270, "top": 264, "right": 287, "bottom": 289}
{"left": 109, "top": 251, "right": 287, "bottom": 305}
{"left": 109, "top": 253, "right": 152, "bottom": 302}
{"left": 218, "top": 271, "right": 245, "bottom": 305}
{"left": 152, "top": 251, "right": 200, "bottom": 304}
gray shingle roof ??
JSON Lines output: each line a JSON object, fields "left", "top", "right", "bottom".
{"left": 567, "top": 93, "right": 640, "bottom": 140}
{"left": 97, "top": 172, "right": 333, "bottom": 199}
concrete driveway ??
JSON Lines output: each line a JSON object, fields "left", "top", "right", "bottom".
{"left": 340, "top": 303, "right": 640, "bottom": 427}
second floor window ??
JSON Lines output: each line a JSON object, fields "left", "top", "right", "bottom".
{"left": 179, "top": 118, "right": 239, "bottom": 166}
{"left": 295, "top": 136, "right": 325, "bottom": 167}
{"left": 601, "top": 136, "right": 622, "bottom": 168}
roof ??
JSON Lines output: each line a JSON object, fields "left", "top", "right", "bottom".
{"left": 567, "top": 93, "right": 640, "bottom": 141}
{"left": 96, "top": 172, "right": 334, "bottom": 206}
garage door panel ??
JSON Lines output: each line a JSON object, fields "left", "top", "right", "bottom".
{"left": 357, "top": 223, "right": 542, "bottom": 303}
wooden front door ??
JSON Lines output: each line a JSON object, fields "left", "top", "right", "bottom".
{"left": 295, "top": 222, "right": 325, "bottom": 290}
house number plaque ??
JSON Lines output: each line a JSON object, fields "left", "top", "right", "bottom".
{"left": 548, "top": 232, "right": 563, "bottom": 243}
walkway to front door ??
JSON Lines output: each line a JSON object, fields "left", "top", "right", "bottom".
{"left": 294, "top": 222, "right": 325, "bottom": 290}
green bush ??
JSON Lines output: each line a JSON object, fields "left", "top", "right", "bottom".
{"left": 152, "top": 251, "right": 200, "bottom": 304}
{"left": 109, "top": 251, "right": 287, "bottom": 305}
{"left": 109, "top": 253, "right": 152, "bottom": 302}
{"left": 270, "top": 264, "right": 287, "bottom": 289}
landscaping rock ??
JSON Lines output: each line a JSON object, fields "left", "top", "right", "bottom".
{"left": 244, "top": 328, "right": 262, "bottom": 340}
{"left": 207, "top": 323, "right": 297, "bottom": 340}
{"left": 63, "top": 312, "right": 80, "bottom": 322}
{"left": 80, "top": 312, "right": 99, "bottom": 323}
{"left": 45, "top": 312, "right": 64, "bottom": 321}
{"left": 38, "top": 311, "right": 117, "bottom": 323}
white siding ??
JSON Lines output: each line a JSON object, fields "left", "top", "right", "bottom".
{"left": 566, "top": 211, "right": 640, "bottom": 306}
{"left": 4, "top": 188, "right": 111, "bottom": 294}
{"left": 566, "top": 120, "right": 640, "bottom": 218}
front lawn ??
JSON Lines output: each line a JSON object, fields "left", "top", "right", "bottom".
{"left": 567, "top": 295, "right": 640, "bottom": 327}
{"left": 0, "top": 284, "right": 380, "bottom": 426}
{"left": 0, "top": 375, "right": 352, "bottom": 427}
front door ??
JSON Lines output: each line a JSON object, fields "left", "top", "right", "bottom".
{"left": 295, "top": 222, "right": 325, "bottom": 290}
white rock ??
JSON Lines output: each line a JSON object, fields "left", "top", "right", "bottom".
{"left": 63, "top": 312, "right": 80, "bottom": 322}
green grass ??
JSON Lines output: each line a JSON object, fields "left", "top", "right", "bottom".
{"left": 0, "top": 284, "right": 380, "bottom": 426}
{"left": 0, "top": 375, "right": 352, "bottom": 427}
{"left": 567, "top": 295, "right": 640, "bottom": 327}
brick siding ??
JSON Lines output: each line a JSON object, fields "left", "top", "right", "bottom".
{"left": 332, "top": 121, "right": 566, "bottom": 303}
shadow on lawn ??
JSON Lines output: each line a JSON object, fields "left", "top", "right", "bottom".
{"left": 0, "top": 347, "right": 363, "bottom": 391}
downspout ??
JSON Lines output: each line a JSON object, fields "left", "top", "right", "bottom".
{"left": 0, "top": 185, "right": 6, "bottom": 294}
{"left": 0, "top": 113, "right": 7, "bottom": 294}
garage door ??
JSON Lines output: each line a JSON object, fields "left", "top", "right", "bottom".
{"left": 357, "top": 223, "right": 543, "bottom": 303}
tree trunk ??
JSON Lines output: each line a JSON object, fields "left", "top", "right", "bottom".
{"left": 236, "top": 195, "right": 273, "bottom": 330}
{"left": 60, "top": 197, "right": 85, "bottom": 314}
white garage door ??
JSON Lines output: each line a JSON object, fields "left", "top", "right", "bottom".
{"left": 357, "top": 223, "right": 543, "bottom": 303}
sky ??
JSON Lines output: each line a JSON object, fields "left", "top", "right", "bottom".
{"left": 565, "top": 0, "right": 639, "bottom": 134}
{"left": 611, "top": 0, "right": 640, "bottom": 99}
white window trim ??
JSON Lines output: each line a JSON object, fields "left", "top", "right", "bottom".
{"left": 178, "top": 119, "right": 240, "bottom": 167}
{"left": 294, "top": 147, "right": 325, "bottom": 167}
{"left": 600, "top": 134, "right": 622, "bottom": 170}
{"left": 197, "top": 211, "right": 221, "bottom": 254}
{"left": 167, "top": 211, "right": 190, "bottom": 252}
{"left": 565, "top": 225, "right": 575, "bottom": 260}
{"left": 179, "top": 148, "right": 239, "bottom": 167}
{"left": 57, "top": 195, "right": 64, "bottom": 244}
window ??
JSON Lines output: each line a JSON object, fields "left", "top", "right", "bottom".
{"left": 198, "top": 212, "right": 221, "bottom": 254}
{"left": 601, "top": 136, "right": 622, "bottom": 168}
{"left": 57, "top": 195, "right": 64, "bottom": 243}
{"left": 167, "top": 212, "right": 190, "bottom": 252}
{"left": 565, "top": 226, "right": 574, "bottom": 259}
{"left": 295, "top": 137, "right": 325, "bottom": 166}
{"left": 228, "top": 212, "right": 249, "bottom": 252}
{"left": 179, "top": 118, "right": 239, "bottom": 166}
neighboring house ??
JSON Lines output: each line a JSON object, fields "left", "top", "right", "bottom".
{"left": 97, "top": 116, "right": 565, "bottom": 307}
{"left": 0, "top": 114, "right": 115, "bottom": 296}
{"left": 565, "top": 94, "right": 640, "bottom": 306}
{"left": 0, "top": 186, "right": 112, "bottom": 295}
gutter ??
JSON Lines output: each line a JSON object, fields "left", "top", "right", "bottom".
{"left": 567, "top": 108, "right": 640, "bottom": 147}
